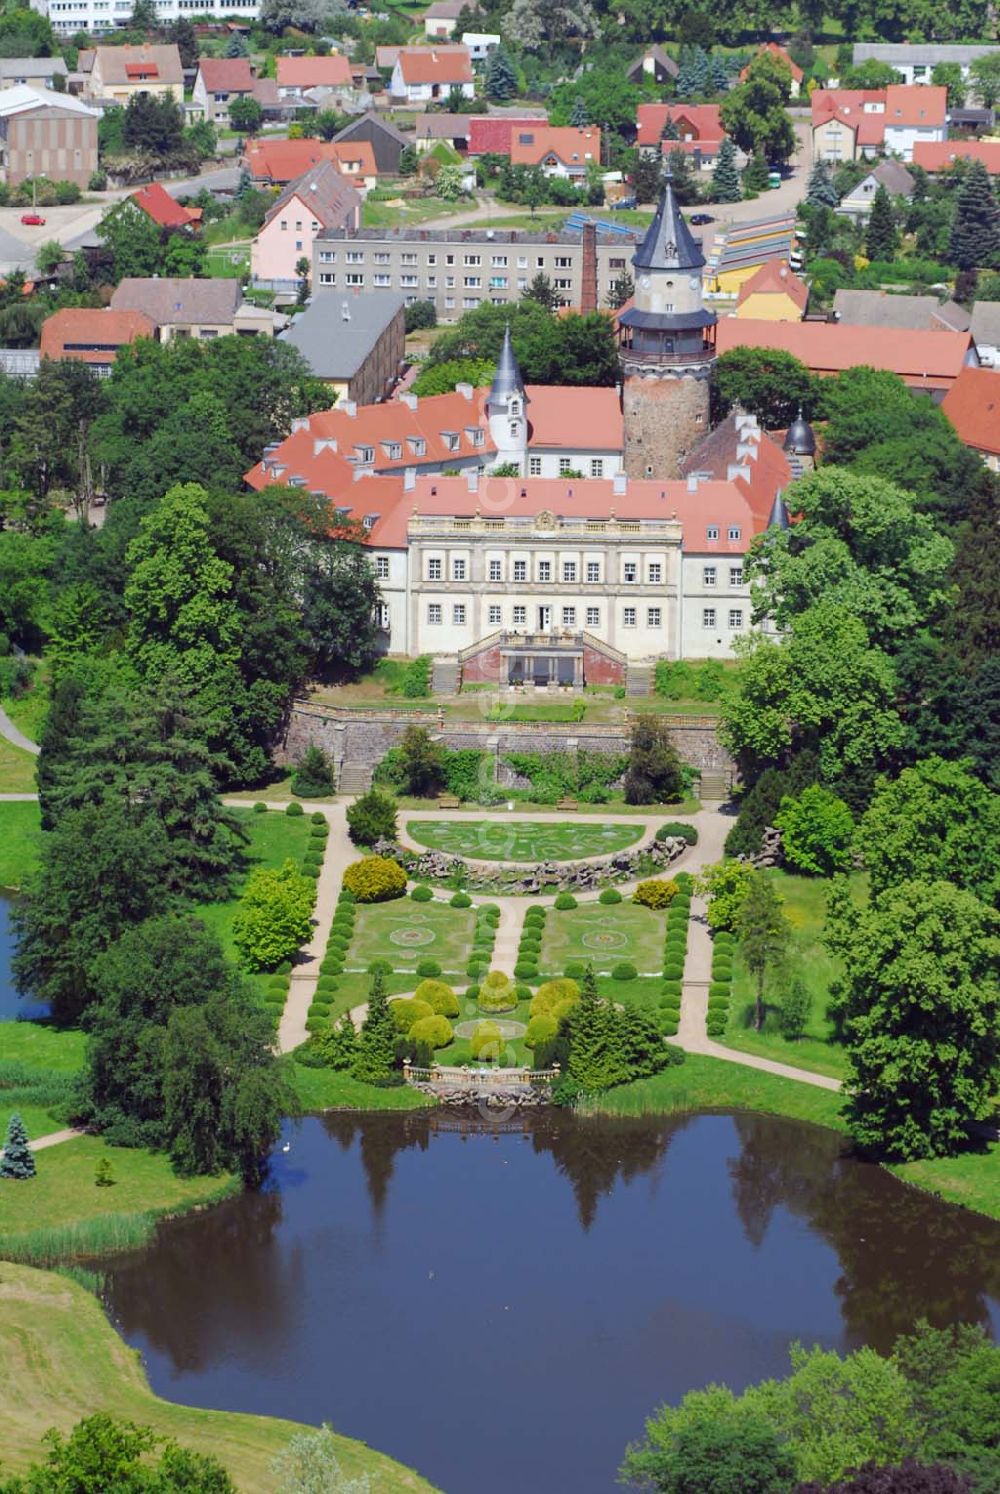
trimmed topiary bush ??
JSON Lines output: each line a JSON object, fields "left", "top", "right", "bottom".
{"left": 525, "top": 1014, "right": 558, "bottom": 1048}
{"left": 709, "top": 982, "right": 731, "bottom": 1000}
{"left": 410, "top": 1013, "right": 454, "bottom": 1049}
{"left": 411, "top": 883, "right": 433, "bottom": 902}
{"left": 367, "top": 958, "right": 393, "bottom": 975}
{"left": 480, "top": 904, "right": 500, "bottom": 918}
{"left": 530, "top": 978, "right": 580, "bottom": 1018}
{"left": 450, "top": 891, "right": 472, "bottom": 908}
{"left": 599, "top": 887, "right": 623, "bottom": 905}
{"left": 285, "top": 801, "right": 304, "bottom": 817}
{"left": 415, "top": 979, "right": 460, "bottom": 1016}
{"left": 470, "top": 1020, "right": 503, "bottom": 1060}
{"left": 465, "top": 983, "right": 481, "bottom": 1001}
{"left": 634, "top": 878, "right": 678, "bottom": 909}
{"left": 553, "top": 893, "right": 577, "bottom": 911}
{"left": 611, "top": 961, "right": 638, "bottom": 981}
{"left": 416, "top": 957, "right": 442, "bottom": 978}
{"left": 524, "top": 907, "right": 546, "bottom": 925}
{"left": 303, "top": 865, "right": 320, "bottom": 880}
{"left": 339, "top": 889, "right": 356, "bottom": 905}
{"left": 311, "top": 811, "right": 327, "bottom": 825}
{"left": 661, "top": 980, "right": 682, "bottom": 998}
{"left": 343, "top": 856, "right": 407, "bottom": 903}
{"left": 514, "top": 961, "right": 538, "bottom": 981}
{"left": 346, "top": 788, "right": 397, "bottom": 847}
{"left": 515, "top": 982, "right": 532, "bottom": 1001}
{"left": 467, "top": 959, "right": 488, "bottom": 979}
{"left": 478, "top": 970, "right": 517, "bottom": 1012}
{"left": 564, "top": 960, "right": 585, "bottom": 979}
{"left": 253, "top": 802, "right": 268, "bottom": 814}
{"left": 655, "top": 822, "right": 699, "bottom": 845}
{"left": 392, "top": 998, "right": 434, "bottom": 1034}
{"left": 663, "top": 962, "right": 684, "bottom": 981}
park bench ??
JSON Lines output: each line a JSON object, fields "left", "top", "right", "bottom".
{"left": 556, "top": 797, "right": 578, "bottom": 812}
{"left": 438, "top": 794, "right": 461, "bottom": 809}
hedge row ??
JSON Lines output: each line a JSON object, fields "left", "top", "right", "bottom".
{"left": 516, "top": 903, "right": 546, "bottom": 982}
{"left": 707, "top": 929, "right": 735, "bottom": 1038}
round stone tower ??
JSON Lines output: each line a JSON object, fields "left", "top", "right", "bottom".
{"left": 620, "top": 168, "right": 717, "bottom": 479}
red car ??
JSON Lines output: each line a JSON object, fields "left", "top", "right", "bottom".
{"left": 20, "top": 212, "right": 45, "bottom": 226}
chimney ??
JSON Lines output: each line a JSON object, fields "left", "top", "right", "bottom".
{"left": 613, "top": 471, "right": 627, "bottom": 495}
{"left": 466, "top": 469, "right": 478, "bottom": 493}
{"left": 340, "top": 400, "right": 357, "bottom": 417}
{"left": 580, "top": 220, "right": 597, "bottom": 315}
{"left": 455, "top": 382, "right": 474, "bottom": 400}
{"left": 404, "top": 467, "right": 416, "bottom": 491}
{"left": 399, "top": 391, "right": 418, "bottom": 410}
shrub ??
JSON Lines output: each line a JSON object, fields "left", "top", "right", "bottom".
{"left": 553, "top": 892, "right": 577, "bottom": 911}
{"left": 661, "top": 980, "right": 682, "bottom": 998}
{"left": 663, "top": 962, "right": 684, "bottom": 981}
{"left": 339, "top": 889, "right": 356, "bottom": 905}
{"left": 409, "top": 1013, "right": 454, "bottom": 1049}
{"left": 303, "top": 850, "right": 324, "bottom": 868}
{"left": 415, "top": 979, "right": 459, "bottom": 1016}
{"left": 346, "top": 789, "right": 398, "bottom": 847}
{"left": 285, "top": 801, "right": 304, "bottom": 817}
{"left": 674, "top": 872, "right": 693, "bottom": 889}
{"left": 775, "top": 783, "right": 855, "bottom": 876}
{"left": 712, "top": 961, "right": 733, "bottom": 980}
{"left": 707, "top": 1020, "right": 726, "bottom": 1037}
{"left": 470, "top": 1020, "right": 504, "bottom": 1060}
{"left": 709, "top": 982, "right": 731, "bottom": 1000}
{"left": 655, "top": 822, "right": 699, "bottom": 845}
{"left": 466, "top": 983, "right": 481, "bottom": 1001}
{"left": 320, "top": 958, "right": 343, "bottom": 976}
{"left": 391, "top": 997, "right": 434, "bottom": 1033}
{"left": 599, "top": 887, "right": 623, "bottom": 904}
{"left": 611, "top": 961, "right": 638, "bottom": 981}
{"left": 525, "top": 1014, "right": 558, "bottom": 1048}
{"left": 633, "top": 878, "right": 678, "bottom": 909}
{"left": 411, "top": 883, "right": 433, "bottom": 902}
{"left": 478, "top": 970, "right": 516, "bottom": 1011}
{"left": 311, "top": 811, "right": 326, "bottom": 825}
{"left": 343, "top": 856, "right": 407, "bottom": 903}
{"left": 316, "top": 976, "right": 339, "bottom": 993}
{"left": 416, "top": 958, "right": 442, "bottom": 978}
{"left": 253, "top": 802, "right": 268, "bottom": 814}
{"left": 660, "top": 1016, "right": 679, "bottom": 1036}
{"left": 450, "top": 891, "right": 472, "bottom": 908}
{"left": 303, "top": 865, "right": 320, "bottom": 880}
{"left": 518, "top": 934, "right": 541, "bottom": 952}
{"left": 232, "top": 859, "right": 315, "bottom": 972}
{"left": 530, "top": 978, "right": 580, "bottom": 1017}
{"left": 291, "top": 744, "right": 335, "bottom": 799}
{"left": 564, "top": 960, "right": 585, "bottom": 979}
{"left": 665, "top": 937, "right": 687, "bottom": 955}
{"left": 323, "top": 958, "right": 344, "bottom": 975}
{"left": 480, "top": 904, "right": 500, "bottom": 918}
{"left": 367, "top": 958, "right": 393, "bottom": 975}
{"left": 515, "top": 983, "right": 532, "bottom": 1001}
{"left": 524, "top": 907, "right": 546, "bottom": 925}
{"left": 514, "top": 961, "right": 538, "bottom": 980}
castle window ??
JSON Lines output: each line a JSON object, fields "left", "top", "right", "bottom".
{"left": 590, "top": 459, "right": 603, "bottom": 477}
{"left": 513, "top": 605, "right": 526, "bottom": 624}
{"left": 428, "top": 603, "right": 442, "bottom": 624}
{"left": 562, "top": 606, "right": 576, "bottom": 626}
{"left": 537, "top": 560, "right": 552, "bottom": 582}
{"left": 427, "top": 558, "right": 442, "bottom": 580}
{"left": 453, "top": 605, "right": 466, "bottom": 625}
{"left": 730, "top": 566, "right": 744, "bottom": 586}
{"left": 489, "top": 559, "right": 502, "bottom": 581}
{"left": 563, "top": 561, "right": 577, "bottom": 582}
{"left": 488, "top": 605, "right": 502, "bottom": 625}
{"left": 728, "top": 609, "right": 744, "bottom": 629}
{"left": 647, "top": 607, "right": 662, "bottom": 627}
{"left": 528, "top": 456, "right": 541, "bottom": 476}
{"left": 623, "top": 607, "right": 637, "bottom": 626}
{"left": 648, "top": 562, "right": 662, "bottom": 583}
{"left": 513, "top": 559, "right": 527, "bottom": 580}
{"left": 375, "top": 556, "right": 389, "bottom": 578}
{"left": 452, "top": 559, "right": 466, "bottom": 580}
{"left": 586, "top": 606, "right": 600, "bottom": 626}
{"left": 703, "top": 608, "right": 716, "bottom": 627}
{"left": 509, "top": 398, "right": 520, "bottom": 417}
{"left": 623, "top": 562, "right": 637, "bottom": 582}
{"left": 703, "top": 566, "right": 717, "bottom": 586}
{"left": 586, "top": 561, "right": 600, "bottom": 582}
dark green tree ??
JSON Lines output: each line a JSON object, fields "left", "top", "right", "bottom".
{"left": 571, "top": 94, "right": 589, "bottom": 126}
{"left": 291, "top": 744, "right": 335, "bottom": 797}
{"left": 712, "top": 346, "right": 819, "bottom": 427}
{"left": 712, "top": 135, "right": 742, "bottom": 203}
{"left": 632, "top": 150, "right": 663, "bottom": 205}
{"left": 352, "top": 969, "right": 397, "bottom": 1082}
{"left": 865, "top": 184, "right": 898, "bottom": 260}
{"left": 346, "top": 788, "right": 397, "bottom": 846}
{"left": 607, "top": 270, "right": 635, "bottom": 309}
{"left": 524, "top": 271, "right": 558, "bottom": 310}
{"left": 169, "top": 16, "right": 199, "bottom": 68}
{"left": 742, "top": 152, "right": 770, "bottom": 194}
{"left": 948, "top": 159, "right": 1000, "bottom": 271}
{"left": 736, "top": 871, "right": 791, "bottom": 1030}
{"left": 396, "top": 725, "right": 446, "bottom": 797}
{"left": 623, "top": 715, "right": 687, "bottom": 804}
{"left": 229, "top": 94, "right": 263, "bottom": 136}
{"left": 621, "top": 1394, "right": 796, "bottom": 1494}
{"left": 301, "top": 538, "right": 380, "bottom": 680}
{"left": 0, "top": 1112, "right": 36, "bottom": 1179}
{"left": 0, "top": 1413, "right": 236, "bottom": 1493}
{"left": 485, "top": 44, "right": 517, "bottom": 101}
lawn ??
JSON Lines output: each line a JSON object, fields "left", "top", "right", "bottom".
{"left": 204, "top": 244, "right": 250, "bottom": 278}
{"left": 541, "top": 902, "right": 665, "bottom": 976}
{"left": 195, "top": 806, "right": 314, "bottom": 968}
{"left": 0, "top": 800, "right": 42, "bottom": 889}
{"left": 0, "top": 1264, "right": 435, "bottom": 1493}
{"left": 347, "top": 899, "right": 476, "bottom": 977}
{"left": 719, "top": 872, "right": 866, "bottom": 1081}
{"left": 406, "top": 818, "right": 643, "bottom": 863}
{"left": 3, "top": 667, "right": 48, "bottom": 744}
{"left": 0, "top": 1024, "right": 86, "bottom": 1072}
{"left": 892, "top": 1144, "right": 1000, "bottom": 1225}
{"left": 0, "top": 738, "right": 36, "bottom": 795}
{"left": 292, "top": 1064, "right": 435, "bottom": 1112}
{"left": 1, "top": 1021, "right": 87, "bottom": 1138}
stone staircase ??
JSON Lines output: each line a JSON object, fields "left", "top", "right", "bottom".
{"left": 698, "top": 771, "right": 729, "bottom": 801}
{"left": 431, "top": 656, "right": 460, "bottom": 695}
{"left": 626, "top": 664, "right": 652, "bottom": 697}
{"left": 337, "top": 762, "right": 374, "bottom": 796}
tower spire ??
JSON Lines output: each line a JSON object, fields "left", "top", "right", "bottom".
{"left": 488, "top": 323, "right": 528, "bottom": 408}
{"left": 632, "top": 165, "right": 705, "bottom": 273}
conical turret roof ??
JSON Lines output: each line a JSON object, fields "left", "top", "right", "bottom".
{"left": 783, "top": 409, "right": 816, "bottom": 456}
{"left": 768, "top": 491, "right": 791, "bottom": 531}
{"left": 488, "top": 324, "right": 528, "bottom": 406}
{"left": 632, "top": 166, "right": 705, "bottom": 273}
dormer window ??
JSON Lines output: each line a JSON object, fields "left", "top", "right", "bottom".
{"left": 707, "top": 524, "right": 719, "bottom": 541}
{"left": 728, "top": 525, "right": 742, "bottom": 541}
{"left": 355, "top": 445, "right": 374, "bottom": 464}
{"left": 408, "top": 437, "right": 426, "bottom": 456}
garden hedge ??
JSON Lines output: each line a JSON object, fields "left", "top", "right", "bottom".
{"left": 655, "top": 822, "right": 699, "bottom": 845}
{"left": 410, "top": 1014, "right": 454, "bottom": 1049}
{"left": 415, "top": 979, "right": 459, "bottom": 1017}
{"left": 530, "top": 978, "right": 579, "bottom": 1018}
{"left": 525, "top": 1014, "right": 558, "bottom": 1048}
{"left": 478, "top": 971, "right": 517, "bottom": 1011}
{"left": 417, "top": 958, "right": 442, "bottom": 978}
{"left": 634, "top": 879, "right": 678, "bottom": 909}
{"left": 343, "top": 856, "right": 407, "bottom": 903}
{"left": 253, "top": 802, "right": 268, "bottom": 814}
{"left": 411, "top": 883, "right": 433, "bottom": 902}
{"left": 392, "top": 998, "right": 434, "bottom": 1034}
{"left": 514, "top": 961, "right": 539, "bottom": 980}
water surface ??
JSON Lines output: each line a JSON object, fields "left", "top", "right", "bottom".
{"left": 0, "top": 891, "right": 47, "bottom": 1022}
{"left": 97, "top": 1111, "right": 1000, "bottom": 1494}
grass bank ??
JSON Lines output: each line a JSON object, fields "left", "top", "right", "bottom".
{"left": 292, "top": 1063, "right": 435, "bottom": 1111}
{"left": 0, "top": 799, "right": 42, "bottom": 889}
{"left": 0, "top": 1263, "right": 436, "bottom": 1493}
{"left": 0, "top": 738, "right": 36, "bottom": 795}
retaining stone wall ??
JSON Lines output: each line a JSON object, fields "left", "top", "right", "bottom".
{"left": 281, "top": 704, "right": 734, "bottom": 777}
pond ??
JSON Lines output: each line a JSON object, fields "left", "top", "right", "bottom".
{"left": 0, "top": 891, "right": 47, "bottom": 1022}
{"left": 96, "top": 1110, "right": 1000, "bottom": 1494}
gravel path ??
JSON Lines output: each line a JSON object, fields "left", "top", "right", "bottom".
{"left": 0, "top": 705, "right": 39, "bottom": 756}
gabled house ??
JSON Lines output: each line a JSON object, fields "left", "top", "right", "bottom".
{"left": 832, "top": 288, "right": 969, "bottom": 333}
{"left": 734, "top": 260, "right": 808, "bottom": 321}
{"left": 40, "top": 307, "right": 155, "bottom": 376}
{"left": 627, "top": 45, "right": 678, "bottom": 86}
{"left": 636, "top": 102, "right": 727, "bottom": 169}
{"left": 110, "top": 277, "right": 274, "bottom": 341}
{"left": 275, "top": 54, "right": 354, "bottom": 99}
{"left": 837, "top": 158, "right": 915, "bottom": 220}
{"left": 509, "top": 125, "right": 601, "bottom": 179}
{"left": 468, "top": 114, "right": 549, "bottom": 156}
{"left": 423, "top": 0, "right": 464, "bottom": 37}
{"left": 192, "top": 57, "right": 255, "bottom": 128}
{"left": 333, "top": 112, "right": 411, "bottom": 174}
{"left": 942, "top": 364, "right": 1000, "bottom": 469}
{"left": 912, "top": 139, "right": 1000, "bottom": 172}
{"left": 740, "top": 42, "right": 803, "bottom": 97}
{"left": 251, "top": 159, "right": 361, "bottom": 292}
{"left": 389, "top": 46, "right": 474, "bottom": 104}
{"left": 0, "top": 57, "right": 68, "bottom": 90}
{"left": 88, "top": 45, "right": 183, "bottom": 104}
{"left": 969, "top": 301, "right": 1000, "bottom": 366}
{"left": 811, "top": 84, "right": 946, "bottom": 162}
{"left": 0, "top": 86, "right": 99, "bottom": 187}
{"left": 131, "top": 180, "right": 200, "bottom": 231}
{"left": 244, "top": 136, "right": 377, "bottom": 190}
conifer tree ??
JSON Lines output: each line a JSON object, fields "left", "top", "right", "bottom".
{"left": 660, "top": 116, "right": 681, "bottom": 141}
{"left": 865, "top": 184, "right": 898, "bottom": 261}
{"left": 949, "top": 159, "right": 1000, "bottom": 270}
{"left": 713, "top": 136, "right": 742, "bottom": 203}
{"left": 567, "top": 964, "right": 604, "bottom": 1089}
{"left": 321, "top": 1012, "right": 358, "bottom": 1071}
{"left": 806, "top": 159, "right": 838, "bottom": 209}
{"left": 352, "top": 971, "right": 396, "bottom": 1083}
{"left": 0, "top": 1113, "right": 36, "bottom": 1179}
{"left": 485, "top": 44, "right": 517, "bottom": 102}
{"left": 743, "top": 153, "right": 770, "bottom": 194}
{"left": 737, "top": 873, "right": 791, "bottom": 1030}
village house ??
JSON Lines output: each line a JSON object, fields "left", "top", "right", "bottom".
{"left": 811, "top": 84, "right": 947, "bottom": 162}
{"left": 509, "top": 125, "right": 601, "bottom": 180}
{"left": 832, "top": 288, "right": 969, "bottom": 333}
{"left": 275, "top": 54, "right": 354, "bottom": 101}
{"left": 912, "top": 139, "right": 1000, "bottom": 172}
{"left": 741, "top": 42, "right": 803, "bottom": 97}
{"left": 733, "top": 260, "right": 808, "bottom": 322}
{"left": 942, "top": 364, "right": 1000, "bottom": 469}
{"left": 278, "top": 291, "right": 405, "bottom": 403}
{"left": 87, "top": 45, "right": 183, "bottom": 105}
{"left": 636, "top": 102, "right": 727, "bottom": 170}
{"left": 192, "top": 57, "right": 255, "bottom": 128}
{"left": 245, "top": 136, "right": 377, "bottom": 190}
{"left": 836, "top": 159, "right": 915, "bottom": 221}
{"left": 389, "top": 46, "right": 474, "bottom": 105}
{"left": 40, "top": 307, "right": 155, "bottom": 375}
{"left": 251, "top": 159, "right": 361, "bottom": 293}
{"left": 109, "top": 277, "right": 274, "bottom": 341}
{"left": 423, "top": 0, "right": 464, "bottom": 37}
{"left": 851, "top": 42, "right": 1000, "bottom": 88}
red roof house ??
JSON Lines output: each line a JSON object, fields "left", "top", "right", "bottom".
{"left": 467, "top": 115, "right": 549, "bottom": 156}
{"left": 40, "top": 307, "right": 154, "bottom": 370}
{"left": 275, "top": 54, "right": 353, "bottom": 94}
{"left": 942, "top": 365, "right": 1000, "bottom": 463}
{"left": 131, "top": 180, "right": 199, "bottom": 230}
{"left": 715, "top": 318, "right": 974, "bottom": 395}
{"left": 913, "top": 139, "right": 1000, "bottom": 173}
{"left": 636, "top": 103, "right": 726, "bottom": 164}
{"left": 509, "top": 125, "right": 601, "bottom": 178}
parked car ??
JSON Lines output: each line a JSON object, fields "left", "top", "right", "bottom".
{"left": 20, "top": 212, "right": 45, "bottom": 226}
{"left": 617, "top": 195, "right": 637, "bottom": 209}
{"left": 689, "top": 212, "right": 714, "bottom": 225}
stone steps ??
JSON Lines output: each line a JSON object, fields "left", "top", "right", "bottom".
{"left": 699, "top": 771, "right": 729, "bottom": 801}
{"left": 627, "top": 664, "right": 652, "bottom": 697}
{"left": 431, "top": 656, "right": 460, "bottom": 694}
{"left": 338, "top": 762, "right": 373, "bottom": 795}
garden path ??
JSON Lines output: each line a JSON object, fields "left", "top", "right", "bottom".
{"left": 0, "top": 707, "right": 39, "bottom": 756}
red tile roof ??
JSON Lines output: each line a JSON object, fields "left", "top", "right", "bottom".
{"left": 885, "top": 83, "right": 947, "bottom": 128}
{"left": 245, "top": 384, "right": 624, "bottom": 498}
{"left": 736, "top": 259, "right": 808, "bottom": 312}
{"left": 467, "top": 115, "right": 549, "bottom": 155}
{"left": 245, "top": 137, "right": 376, "bottom": 183}
{"left": 276, "top": 54, "right": 353, "bottom": 89}
{"left": 636, "top": 102, "right": 723, "bottom": 149}
{"left": 810, "top": 89, "right": 887, "bottom": 148}
{"left": 942, "top": 365, "right": 1000, "bottom": 455}
{"left": 715, "top": 318, "right": 973, "bottom": 391}
{"left": 132, "top": 180, "right": 198, "bottom": 229}
{"left": 509, "top": 125, "right": 601, "bottom": 168}
{"left": 681, "top": 411, "right": 793, "bottom": 529}
{"left": 395, "top": 46, "right": 473, "bottom": 85}
{"left": 741, "top": 42, "right": 803, "bottom": 83}
{"left": 913, "top": 139, "right": 1000, "bottom": 172}
{"left": 40, "top": 307, "right": 154, "bottom": 364}
{"left": 197, "top": 57, "right": 254, "bottom": 93}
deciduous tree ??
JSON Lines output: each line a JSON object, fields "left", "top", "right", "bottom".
{"left": 736, "top": 871, "right": 790, "bottom": 1029}
{"left": 233, "top": 860, "right": 315, "bottom": 971}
